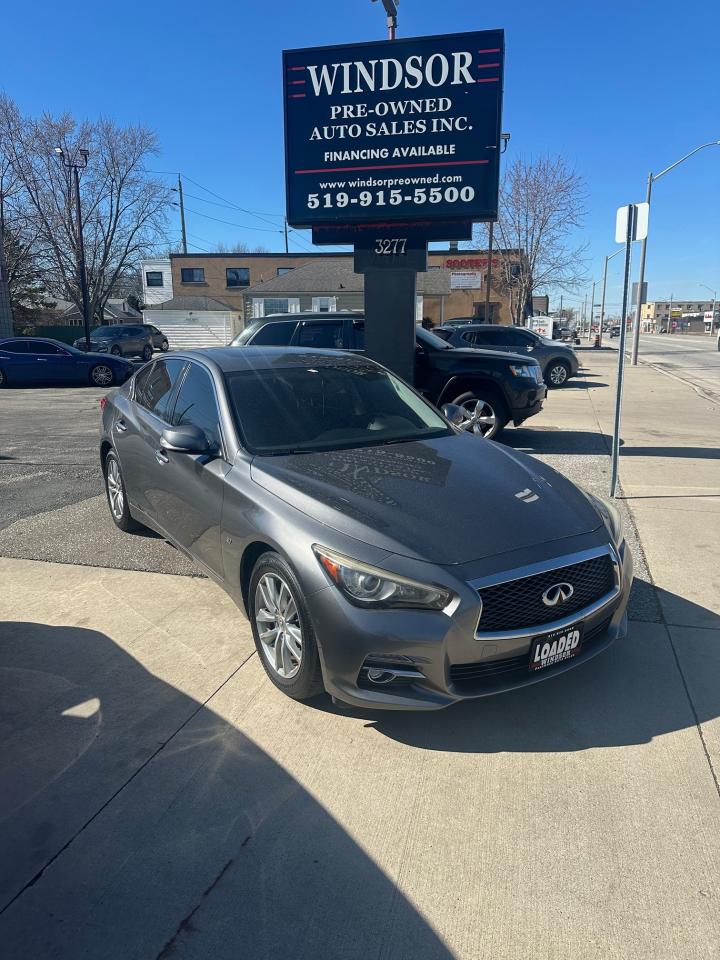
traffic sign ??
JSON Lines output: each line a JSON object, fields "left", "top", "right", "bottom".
{"left": 615, "top": 202, "right": 649, "bottom": 243}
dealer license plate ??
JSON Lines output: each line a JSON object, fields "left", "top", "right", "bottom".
{"left": 529, "top": 623, "right": 584, "bottom": 672}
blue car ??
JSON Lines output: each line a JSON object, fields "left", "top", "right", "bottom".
{"left": 0, "top": 337, "right": 135, "bottom": 388}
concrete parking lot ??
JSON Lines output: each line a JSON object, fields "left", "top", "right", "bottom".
{"left": 1, "top": 347, "right": 719, "bottom": 959}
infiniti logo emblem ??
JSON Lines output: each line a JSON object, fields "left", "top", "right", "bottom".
{"left": 542, "top": 582, "right": 574, "bottom": 607}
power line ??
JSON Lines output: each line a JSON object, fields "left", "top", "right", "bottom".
{"left": 179, "top": 205, "right": 284, "bottom": 234}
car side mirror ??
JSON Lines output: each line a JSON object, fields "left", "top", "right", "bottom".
{"left": 160, "top": 425, "right": 210, "bottom": 454}
{"left": 526, "top": 344, "right": 534, "bottom": 352}
{"left": 441, "top": 403, "right": 466, "bottom": 427}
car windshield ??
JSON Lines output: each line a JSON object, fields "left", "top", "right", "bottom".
{"left": 91, "top": 326, "right": 115, "bottom": 337}
{"left": 416, "top": 326, "right": 452, "bottom": 350}
{"left": 225, "top": 359, "right": 452, "bottom": 455}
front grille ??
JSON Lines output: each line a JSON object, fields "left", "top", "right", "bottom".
{"left": 450, "top": 616, "right": 612, "bottom": 687}
{"left": 476, "top": 554, "right": 616, "bottom": 633}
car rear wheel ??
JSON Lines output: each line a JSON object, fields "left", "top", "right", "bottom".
{"left": 142, "top": 344, "right": 153, "bottom": 361}
{"left": 90, "top": 364, "right": 115, "bottom": 387}
{"left": 104, "top": 451, "right": 139, "bottom": 532}
{"left": 451, "top": 389, "right": 507, "bottom": 440}
{"left": 546, "top": 360, "right": 571, "bottom": 388}
{"left": 160, "top": 340, "right": 169, "bottom": 352}
{"left": 249, "top": 553, "right": 324, "bottom": 701}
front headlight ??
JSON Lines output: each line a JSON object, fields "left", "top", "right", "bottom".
{"left": 508, "top": 363, "right": 537, "bottom": 379}
{"left": 313, "top": 545, "right": 454, "bottom": 610}
{"left": 581, "top": 489, "right": 623, "bottom": 545}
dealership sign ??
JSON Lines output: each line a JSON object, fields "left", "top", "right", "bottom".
{"left": 283, "top": 30, "right": 504, "bottom": 229}
{"left": 450, "top": 271, "right": 482, "bottom": 289}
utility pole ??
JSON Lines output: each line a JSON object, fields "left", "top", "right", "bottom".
{"left": 284, "top": 219, "right": 289, "bottom": 254}
{"left": 55, "top": 147, "right": 91, "bottom": 351}
{"left": 177, "top": 175, "right": 187, "bottom": 254}
{"left": 610, "top": 205, "right": 635, "bottom": 498}
{"left": 0, "top": 188, "right": 12, "bottom": 338}
{"left": 587, "top": 281, "right": 596, "bottom": 341}
{"left": 582, "top": 293, "right": 588, "bottom": 338}
{"left": 668, "top": 292, "right": 674, "bottom": 334}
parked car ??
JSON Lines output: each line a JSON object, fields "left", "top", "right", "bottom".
{"left": 434, "top": 323, "right": 580, "bottom": 388}
{"left": 143, "top": 324, "right": 169, "bottom": 352}
{"left": 0, "top": 337, "right": 134, "bottom": 387}
{"left": 230, "top": 313, "right": 547, "bottom": 440}
{"left": 610, "top": 325, "right": 621, "bottom": 338}
{"left": 100, "top": 347, "right": 633, "bottom": 710}
{"left": 73, "top": 324, "right": 154, "bottom": 360}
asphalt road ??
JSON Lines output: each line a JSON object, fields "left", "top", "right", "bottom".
{"left": 635, "top": 333, "right": 720, "bottom": 402}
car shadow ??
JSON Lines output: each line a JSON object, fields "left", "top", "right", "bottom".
{"left": 501, "top": 427, "right": 612, "bottom": 455}
{"left": 560, "top": 380, "right": 609, "bottom": 389}
{"left": 359, "top": 585, "right": 720, "bottom": 755}
{"left": 0, "top": 622, "right": 453, "bottom": 959}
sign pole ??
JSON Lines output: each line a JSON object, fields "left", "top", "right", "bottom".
{"left": 610, "top": 205, "right": 635, "bottom": 499}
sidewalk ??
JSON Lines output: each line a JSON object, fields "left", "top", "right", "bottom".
{"left": 1, "top": 356, "right": 719, "bottom": 959}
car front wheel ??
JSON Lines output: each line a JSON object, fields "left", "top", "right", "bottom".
{"left": 90, "top": 364, "right": 115, "bottom": 387}
{"left": 451, "top": 389, "right": 508, "bottom": 440}
{"left": 160, "top": 340, "right": 169, "bottom": 352}
{"left": 546, "top": 360, "right": 571, "bottom": 388}
{"left": 249, "top": 552, "right": 324, "bottom": 701}
{"left": 142, "top": 344, "right": 153, "bottom": 361}
{"left": 110, "top": 345, "right": 122, "bottom": 356}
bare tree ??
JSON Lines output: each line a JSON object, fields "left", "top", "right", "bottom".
{"left": 213, "top": 240, "right": 269, "bottom": 254}
{"left": 0, "top": 93, "right": 172, "bottom": 322}
{"left": 472, "top": 156, "right": 588, "bottom": 324}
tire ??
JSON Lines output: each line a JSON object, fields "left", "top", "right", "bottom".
{"left": 103, "top": 451, "right": 139, "bottom": 532}
{"left": 0, "top": 368, "right": 6, "bottom": 388}
{"left": 90, "top": 363, "right": 115, "bottom": 387}
{"left": 110, "top": 345, "right": 122, "bottom": 356}
{"left": 451, "top": 389, "right": 508, "bottom": 440}
{"left": 545, "top": 360, "right": 571, "bottom": 388}
{"left": 142, "top": 344, "right": 153, "bottom": 361}
{"left": 160, "top": 340, "right": 169, "bottom": 352}
{"left": 249, "top": 552, "right": 324, "bottom": 701}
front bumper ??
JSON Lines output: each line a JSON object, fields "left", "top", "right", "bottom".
{"left": 509, "top": 379, "right": 547, "bottom": 425}
{"left": 308, "top": 540, "right": 633, "bottom": 711}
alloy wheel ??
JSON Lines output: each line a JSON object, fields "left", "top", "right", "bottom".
{"left": 254, "top": 573, "right": 303, "bottom": 679}
{"left": 456, "top": 397, "right": 497, "bottom": 437}
{"left": 91, "top": 365, "right": 113, "bottom": 386}
{"left": 106, "top": 457, "right": 124, "bottom": 520}
{"left": 549, "top": 363, "right": 569, "bottom": 386}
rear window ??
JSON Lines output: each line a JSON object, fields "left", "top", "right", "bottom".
{"left": 245, "top": 321, "right": 296, "bottom": 346}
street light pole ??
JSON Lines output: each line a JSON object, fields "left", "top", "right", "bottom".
{"left": 599, "top": 249, "right": 622, "bottom": 347}
{"left": 55, "top": 147, "right": 91, "bottom": 352}
{"left": 630, "top": 140, "right": 720, "bottom": 366}
{"left": 699, "top": 282, "right": 717, "bottom": 335}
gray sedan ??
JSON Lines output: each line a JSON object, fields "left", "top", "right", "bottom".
{"left": 435, "top": 324, "right": 580, "bottom": 387}
{"left": 100, "top": 348, "right": 632, "bottom": 710}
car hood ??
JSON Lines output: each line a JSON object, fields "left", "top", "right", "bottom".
{"left": 250, "top": 435, "right": 602, "bottom": 564}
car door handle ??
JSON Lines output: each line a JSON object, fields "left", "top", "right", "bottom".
{"left": 155, "top": 448, "right": 169, "bottom": 464}
{"left": 115, "top": 418, "right": 127, "bottom": 433}
{"left": 36, "top": 358, "right": 48, "bottom": 362}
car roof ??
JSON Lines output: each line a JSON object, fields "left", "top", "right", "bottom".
{"left": 169, "top": 346, "right": 380, "bottom": 374}
{"left": 249, "top": 312, "right": 361, "bottom": 324}
{"left": 0, "top": 337, "right": 70, "bottom": 347}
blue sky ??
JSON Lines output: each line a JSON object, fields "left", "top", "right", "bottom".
{"left": 4, "top": 0, "right": 719, "bottom": 310}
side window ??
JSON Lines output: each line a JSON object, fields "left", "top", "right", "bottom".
{"left": 296, "top": 321, "right": 343, "bottom": 349}
{"left": 172, "top": 363, "right": 222, "bottom": 451}
{"left": 29, "top": 341, "right": 66, "bottom": 355}
{"left": 501, "top": 329, "right": 530, "bottom": 348}
{"left": 250, "top": 322, "right": 296, "bottom": 346}
{"left": 135, "top": 359, "right": 186, "bottom": 420}
{"left": 0, "top": 340, "right": 31, "bottom": 353}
